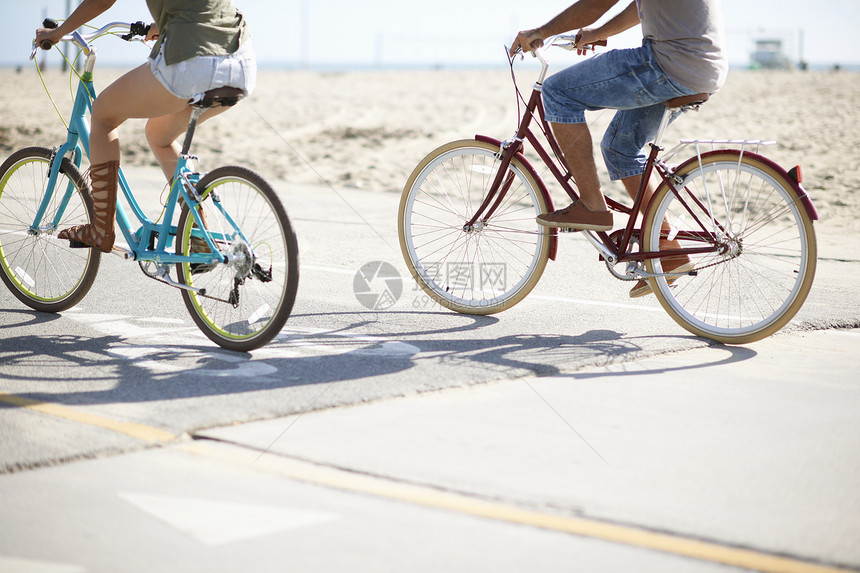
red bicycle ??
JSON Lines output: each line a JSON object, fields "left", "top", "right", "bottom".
{"left": 397, "top": 35, "right": 817, "bottom": 343}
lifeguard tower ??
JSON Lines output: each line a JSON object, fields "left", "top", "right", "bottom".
{"left": 750, "top": 38, "right": 792, "bottom": 69}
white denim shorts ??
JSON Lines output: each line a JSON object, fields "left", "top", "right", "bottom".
{"left": 149, "top": 40, "right": 257, "bottom": 103}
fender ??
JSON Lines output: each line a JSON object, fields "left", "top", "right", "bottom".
{"left": 475, "top": 135, "right": 559, "bottom": 260}
{"left": 671, "top": 149, "right": 819, "bottom": 221}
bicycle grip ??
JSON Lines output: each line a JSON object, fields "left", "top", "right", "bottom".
{"left": 40, "top": 17, "right": 58, "bottom": 50}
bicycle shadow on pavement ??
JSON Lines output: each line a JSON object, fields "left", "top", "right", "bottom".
{"left": 0, "top": 308, "right": 758, "bottom": 412}
{"left": 0, "top": 308, "right": 62, "bottom": 330}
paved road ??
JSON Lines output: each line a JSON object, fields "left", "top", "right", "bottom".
{"left": 1, "top": 167, "right": 859, "bottom": 572}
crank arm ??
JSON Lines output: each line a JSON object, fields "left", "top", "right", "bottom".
{"left": 150, "top": 267, "right": 208, "bottom": 297}
{"left": 635, "top": 268, "right": 698, "bottom": 280}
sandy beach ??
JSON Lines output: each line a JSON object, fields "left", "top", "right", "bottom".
{"left": 1, "top": 64, "right": 858, "bottom": 250}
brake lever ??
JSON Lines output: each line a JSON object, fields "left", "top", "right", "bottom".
{"left": 121, "top": 21, "right": 150, "bottom": 41}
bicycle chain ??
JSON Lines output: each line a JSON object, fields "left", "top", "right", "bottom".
{"left": 607, "top": 253, "right": 733, "bottom": 282}
{"left": 602, "top": 227, "right": 735, "bottom": 281}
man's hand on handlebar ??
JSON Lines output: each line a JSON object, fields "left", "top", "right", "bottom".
{"left": 574, "top": 28, "right": 608, "bottom": 55}
{"left": 509, "top": 28, "right": 545, "bottom": 57}
{"left": 509, "top": 27, "right": 608, "bottom": 58}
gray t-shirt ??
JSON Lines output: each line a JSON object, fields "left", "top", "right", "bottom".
{"left": 637, "top": 0, "right": 728, "bottom": 93}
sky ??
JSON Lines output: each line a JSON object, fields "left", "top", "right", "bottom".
{"left": 4, "top": 1, "right": 858, "bottom": 69}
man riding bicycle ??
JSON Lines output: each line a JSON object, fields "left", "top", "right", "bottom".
{"left": 509, "top": 0, "right": 727, "bottom": 297}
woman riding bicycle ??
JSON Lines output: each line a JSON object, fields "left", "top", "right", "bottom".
{"left": 35, "top": 0, "right": 256, "bottom": 254}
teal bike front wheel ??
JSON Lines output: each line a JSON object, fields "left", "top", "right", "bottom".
{"left": 175, "top": 166, "right": 299, "bottom": 351}
{"left": 0, "top": 147, "right": 101, "bottom": 312}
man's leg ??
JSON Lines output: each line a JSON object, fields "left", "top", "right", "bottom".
{"left": 621, "top": 173, "right": 673, "bottom": 241}
{"left": 536, "top": 121, "right": 613, "bottom": 231}
{"left": 621, "top": 174, "right": 694, "bottom": 298}
{"left": 552, "top": 122, "right": 607, "bottom": 213}
{"left": 538, "top": 43, "right": 695, "bottom": 232}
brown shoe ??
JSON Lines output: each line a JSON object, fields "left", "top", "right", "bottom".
{"left": 537, "top": 201, "right": 613, "bottom": 231}
{"left": 629, "top": 256, "right": 695, "bottom": 298}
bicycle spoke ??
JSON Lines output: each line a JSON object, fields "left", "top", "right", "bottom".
{"left": 0, "top": 148, "right": 100, "bottom": 311}
{"left": 176, "top": 167, "right": 298, "bottom": 351}
{"left": 399, "top": 141, "right": 550, "bottom": 313}
{"left": 644, "top": 151, "right": 815, "bottom": 342}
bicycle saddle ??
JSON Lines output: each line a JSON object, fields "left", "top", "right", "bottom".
{"left": 663, "top": 93, "right": 709, "bottom": 108}
{"left": 192, "top": 87, "right": 246, "bottom": 109}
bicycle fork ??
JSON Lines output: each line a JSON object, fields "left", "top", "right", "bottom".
{"left": 462, "top": 140, "right": 521, "bottom": 232}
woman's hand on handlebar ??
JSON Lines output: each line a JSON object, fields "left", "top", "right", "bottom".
{"left": 35, "top": 27, "right": 63, "bottom": 50}
{"left": 145, "top": 22, "right": 159, "bottom": 42}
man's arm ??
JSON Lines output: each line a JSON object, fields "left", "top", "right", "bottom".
{"left": 509, "top": 0, "right": 632, "bottom": 56}
{"left": 577, "top": 1, "right": 640, "bottom": 47}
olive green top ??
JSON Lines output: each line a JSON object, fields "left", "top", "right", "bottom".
{"left": 146, "top": 0, "right": 248, "bottom": 65}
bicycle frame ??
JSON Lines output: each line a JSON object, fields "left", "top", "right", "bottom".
{"left": 31, "top": 29, "right": 222, "bottom": 269}
{"left": 465, "top": 49, "right": 724, "bottom": 272}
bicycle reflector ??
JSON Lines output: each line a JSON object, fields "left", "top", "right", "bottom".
{"left": 788, "top": 165, "right": 803, "bottom": 183}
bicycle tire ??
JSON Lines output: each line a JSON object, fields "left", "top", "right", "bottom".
{"left": 399, "top": 139, "right": 551, "bottom": 315}
{"left": 0, "top": 147, "right": 100, "bottom": 312}
{"left": 175, "top": 166, "right": 299, "bottom": 351}
{"left": 642, "top": 150, "right": 817, "bottom": 343}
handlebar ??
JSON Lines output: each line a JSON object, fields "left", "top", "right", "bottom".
{"left": 548, "top": 33, "right": 608, "bottom": 52}
{"left": 511, "top": 33, "right": 608, "bottom": 58}
{"left": 31, "top": 20, "right": 149, "bottom": 61}
{"left": 519, "top": 34, "right": 608, "bottom": 86}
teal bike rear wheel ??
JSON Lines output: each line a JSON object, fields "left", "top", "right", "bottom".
{"left": 0, "top": 147, "right": 100, "bottom": 312}
{"left": 175, "top": 166, "right": 299, "bottom": 351}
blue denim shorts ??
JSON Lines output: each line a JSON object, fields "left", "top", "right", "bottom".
{"left": 149, "top": 40, "right": 257, "bottom": 103}
{"left": 542, "top": 40, "right": 696, "bottom": 180}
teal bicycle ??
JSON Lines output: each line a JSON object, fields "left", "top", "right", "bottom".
{"left": 0, "top": 21, "right": 299, "bottom": 351}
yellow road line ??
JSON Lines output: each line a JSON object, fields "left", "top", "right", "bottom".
{"left": 2, "top": 392, "right": 851, "bottom": 573}
{"left": 0, "top": 393, "right": 177, "bottom": 444}
{"left": 181, "top": 440, "right": 853, "bottom": 573}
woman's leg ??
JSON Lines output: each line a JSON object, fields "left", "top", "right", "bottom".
{"left": 59, "top": 64, "right": 189, "bottom": 251}
{"left": 89, "top": 63, "right": 190, "bottom": 165}
{"left": 145, "top": 106, "right": 230, "bottom": 181}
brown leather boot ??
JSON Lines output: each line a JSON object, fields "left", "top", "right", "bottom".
{"left": 58, "top": 160, "right": 119, "bottom": 253}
